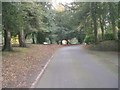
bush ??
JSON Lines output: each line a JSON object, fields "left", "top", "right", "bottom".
{"left": 103, "top": 33, "right": 114, "bottom": 40}
{"left": 84, "top": 35, "right": 95, "bottom": 44}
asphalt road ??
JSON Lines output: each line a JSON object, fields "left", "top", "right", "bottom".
{"left": 35, "top": 45, "right": 118, "bottom": 88}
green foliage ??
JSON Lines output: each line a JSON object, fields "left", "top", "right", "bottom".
{"left": 84, "top": 35, "right": 95, "bottom": 44}
{"left": 2, "top": 2, "right": 119, "bottom": 47}
{"left": 2, "top": 3, "right": 18, "bottom": 32}
{"left": 103, "top": 33, "right": 114, "bottom": 40}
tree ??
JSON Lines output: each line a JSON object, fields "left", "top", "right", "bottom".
{"left": 2, "top": 2, "right": 119, "bottom": 48}
{"left": 97, "top": 3, "right": 107, "bottom": 40}
{"left": 2, "top": 2, "right": 16, "bottom": 51}
{"left": 15, "top": 3, "right": 26, "bottom": 47}
{"left": 2, "top": 2, "right": 27, "bottom": 49}
{"left": 91, "top": 2, "right": 98, "bottom": 44}
{"left": 108, "top": 3, "right": 118, "bottom": 40}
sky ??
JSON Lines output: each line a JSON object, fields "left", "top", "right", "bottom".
{"left": 51, "top": 0, "right": 73, "bottom": 12}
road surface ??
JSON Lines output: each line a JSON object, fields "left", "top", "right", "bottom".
{"left": 35, "top": 45, "right": 118, "bottom": 88}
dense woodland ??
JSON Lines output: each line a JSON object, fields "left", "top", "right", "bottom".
{"left": 1, "top": 2, "right": 120, "bottom": 51}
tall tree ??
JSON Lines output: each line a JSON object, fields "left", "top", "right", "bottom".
{"left": 2, "top": 2, "right": 16, "bottom": 51}
{"left": 15, "top": 3, "right": 26, "bottom": 47}
{"left": 91, "top": 2, "right": 98, "bottom": 43}
{"left": 108, "top": 3, "right": 118, "bottom": 40}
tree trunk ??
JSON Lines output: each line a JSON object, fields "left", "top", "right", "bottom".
{"left": 108, "top": 3, "right": 117, "bottom": 40}
{"left": 93, "top": 18, "right": 98, "bottom": 44}
{"left": 56, "top": 40, "right": 59, "bottom": 44}
{"left": 18, "top": 29, "right": 26, "bottom": 47}
{"left": 32, "top": 33, "right": 35, "bottom": 44}
{"left": 91, "top": 2, "right": 98, "bottom": 44}
{"left": 60, "top": 40, "right": 62, "bottom": 45}
{"left": 111, "top": 21, "right": 116, "bottom": 40}
{"left": 118, "top": 2, "right": 120, "bottom": 41}
{"left": 99, "top": 15, "right": 104, "bottom": 40}
{"left": 65, "top": 39, "right": 69, "bottom": 45}
{"left": 2, "top": 29, "right": 12, "bottom": 51}
{"left": 49, "top": 37, "right": 52, "bottom": 44}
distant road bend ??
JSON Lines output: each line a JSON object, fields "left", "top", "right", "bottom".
{"left": 35, "top": 45, "right": 118, "bottom": 88}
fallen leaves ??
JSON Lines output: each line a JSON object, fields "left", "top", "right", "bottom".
{"left": 2, "top": 44, "right": 62, "bottom": 88}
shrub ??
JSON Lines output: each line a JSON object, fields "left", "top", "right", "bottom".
{"left": 103, "top": 33, "right": 114, "bottom": 40}
{"left": 84, "top": 35, "right": 95, "bottom": 44}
